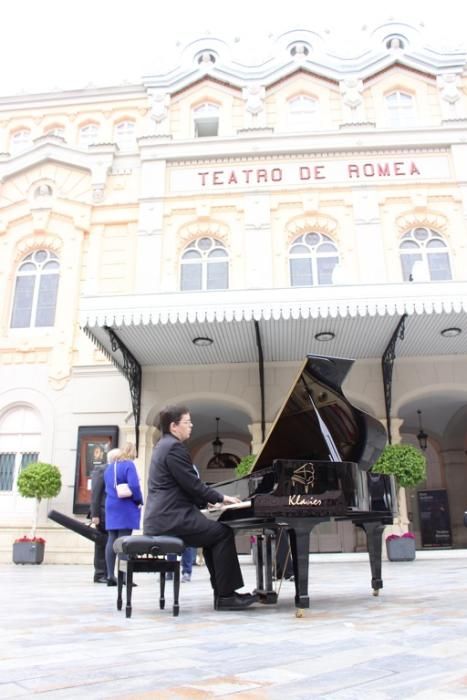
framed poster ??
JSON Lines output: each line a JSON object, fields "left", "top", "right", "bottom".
{"left": 417, "top": 489, "right": 452, "bottom": 548}
{"left": 73, "top": 426, "right": 119, "bottom": 514}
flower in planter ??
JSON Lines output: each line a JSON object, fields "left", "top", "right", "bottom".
{"left": 14, "top": 536, "right": 46, "bottom": 544}
{"left": 386, "top": 532, "right": 415, "bottom": 541}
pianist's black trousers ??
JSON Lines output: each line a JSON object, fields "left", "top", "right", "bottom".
{"left": 179, "top": 521, "right": 244, "bottom": 597}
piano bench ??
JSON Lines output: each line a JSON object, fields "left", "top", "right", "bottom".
{"left": 113, "top": 535, "right": 185, "bottom": 618}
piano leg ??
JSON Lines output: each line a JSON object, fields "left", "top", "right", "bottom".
{"left": 288, "top": 521, "right": 314, "bottom": 615}
{"left": 255, "top": 531, "right": 278, "bottom": 604}
{"left": 357, "top": 520, "right": 386, "bottom": 596}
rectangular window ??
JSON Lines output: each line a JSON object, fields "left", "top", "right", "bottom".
{"left": 290, "top": 258, "right": 313, "bottom": 286}
{"left": 207, "top": 262, "right": 228, "bottom": 290}
{"left": 10, "top": 276, "right": 34, "bottom": 328}
{"left": 35, "top": 274, "right": 59, "bottom": 326}
{"left": 21, "top": 452, "right": 39, "bottom": 469}
{"left": 318, "top": 257, "right": 338, "bottom": 285}
{"left": 429, "top": 253, "right": 452, "bottom": 281}
{"left": 194, "top": 118, "right": 219, "bottom": 138}
{"left": 181, "top": 265, "right": 202, "bottom": 291}
{"left": 0, "top": 452, "right": 15, "bottom": 490}
{"left": 401, "top": 253, "right": 422, "bottom": 281}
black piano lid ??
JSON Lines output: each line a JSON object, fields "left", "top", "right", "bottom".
{"left": 251, "top": 354, "right": 387, "bottom": 474}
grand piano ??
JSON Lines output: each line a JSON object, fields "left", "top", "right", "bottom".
{"left": 207, "top": 354, "right": 395, "bottom": 615}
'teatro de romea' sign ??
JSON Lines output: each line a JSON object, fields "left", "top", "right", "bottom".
{"left": 170, "top": 154, "right": 450, "bottom": 192}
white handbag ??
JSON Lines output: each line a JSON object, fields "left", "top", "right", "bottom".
{"left": 113, "top": 462, "right": 133, "bottom": 499}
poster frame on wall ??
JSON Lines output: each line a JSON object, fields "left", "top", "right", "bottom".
{"left": 73, "top": 425, "right": 119, "bottom": 514}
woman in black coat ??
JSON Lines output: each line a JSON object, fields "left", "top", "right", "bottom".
{"left": 143, "top": 405, "right": 257, "bottom": 611}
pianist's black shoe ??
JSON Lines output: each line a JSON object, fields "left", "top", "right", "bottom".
{"left": 94, "top": 576, "right": 108, "bottom": 584}
{"left": 106, "top": 577, "right": 117, "bottom": 587}
{"left": 215, "top": 592, "right": 257, "bottom": 611}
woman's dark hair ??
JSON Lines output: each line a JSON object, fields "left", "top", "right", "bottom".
{"left": 157, "top": 405, "right": 189, "bottom": 434}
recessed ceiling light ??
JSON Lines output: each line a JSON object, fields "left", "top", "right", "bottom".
{"left": 314, "top": 331, "right": 335, "bottom": 342}
{"left": 440, "top": 327, "right": 461, "bottom": 338}
{"left": 192, "top": 336, "right": 214, "bottom": 347}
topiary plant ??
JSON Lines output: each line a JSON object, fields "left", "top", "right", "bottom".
{"left": 371, "top": 443, "right": 426, "bottom": 488}
{"left": 235, "top": 454, "right": 256, "bottom": 478}
{"left": 17, "top": 462, "right": 62, "bottom": 539}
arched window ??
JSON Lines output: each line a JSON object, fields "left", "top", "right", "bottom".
{"left": 0, "top": 406, "right": 40, "bottom": 491}
{"left": 10, "top": 129, "right": 32, "bottom": 153}
{"left": 114, "top": 120, "right": 136, "bottom": 150}
{"left": 180, "top": 237, "right": 228, "bottom": 290}
{"left": 44, "top": 125, "right": 65, "bottom": 138}
{"left": 10, "top": 249, "right": 60, "bottom": 328}
{"left": 79, "top": 123, "right": 100, "bottom": 147}
{"left": 287, "top": 95, "right": 318, "bottom": 130}
{"left": 385, "top": 91, "right": 416, "bottom": 127}
{"left": 289, "top": 232, "right": 339, "bottom": 286}
{"left": 193, "top": 103, "right": 219, "bottom": 137}
{"left": 399, "top": 227, "right": 452, "bottom": 281}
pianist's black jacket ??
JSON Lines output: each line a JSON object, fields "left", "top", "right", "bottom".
{"left": 143, "top": 434, "right": 224, "bottom": 537}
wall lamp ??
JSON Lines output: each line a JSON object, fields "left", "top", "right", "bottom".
{"left": 417, "top": 409, "right": 428, "bottom": 451}
{"left": 440, "top": 327, "right": 461, "bottom": 338}
{"left": 192, "top": 336, "right": 214, "bottom": 347}
{"left": 314, "top": 331, "right": 335, "bottom": 342}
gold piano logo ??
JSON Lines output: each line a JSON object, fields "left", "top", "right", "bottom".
{"left": 291, "top": 462, "right": 315, "bottom": 494}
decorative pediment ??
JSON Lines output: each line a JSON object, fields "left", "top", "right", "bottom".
{"left": 0, "top": 139, "right": 115, "bottom": 206}
{"left": 396, "top": 210, "right": 448, "bottom": 235}
{"left": 286, "top": 213, "right": 338, "bottom": 244}
{"left": 177, "top": 218, "right": 230, "bottom": 251}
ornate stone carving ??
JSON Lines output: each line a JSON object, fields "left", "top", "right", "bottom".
{"left": 242, "top": 83, "right": 266, "bottom": 127}
{"left": 340, "top": 78, "right": 365, "bottom": 122}
{"left": 437, "top": 73, "right": 464, "bottom": 119}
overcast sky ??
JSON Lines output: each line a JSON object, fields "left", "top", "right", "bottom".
{"left": 1, "top": 0, "right": 465, "bottom": 95}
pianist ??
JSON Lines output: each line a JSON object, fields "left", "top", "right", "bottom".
{"left": 143, "top": 404, "right": 257, "bottom": 611}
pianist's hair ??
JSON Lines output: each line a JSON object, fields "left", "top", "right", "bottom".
{"left": 157, "top": 404, "right": 190, "bottom": 434}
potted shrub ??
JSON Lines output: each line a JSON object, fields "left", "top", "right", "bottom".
{"left": 235, "top": 454, "right": 256, "bottom": 478}
{"left": 371, "top": 443, "right": 426, "bottom": 561}
{"left": 14, "top": 462, "right": 62, "bottom": 564}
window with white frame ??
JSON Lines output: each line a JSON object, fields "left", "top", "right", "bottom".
{"left": 10, "top": 249, "right": 60, "bottom": 328}
{"left": 10, "top": 129, "right": 32, "bottom": 153}
{"left": 287, "top": 94, "right": 318, "bottom": 130}
{"left": 44, "top": 125, "right": 65, "bottom": 138}
{"left": 399, "top": 227, "right": 452, "bottom": 281}
{"left": 114, "top": 120, "right": 136, "bottom": 150}
{"left": 193, "top": 103, "right": 219, "bottom": 137}
{"left": 79, "top": 123, "right": 100, "bottom": 147}
{"left": 385, "top": 90, "right": 416, "bottom": 127}
{"left": 0, "top": 406, "right": 41, "bottom": 491}
{"left": 180, "top": 237, "right": 229, "bottom": 290}
{"left": 289, "top": 232, "right": 339, "bottom": 286}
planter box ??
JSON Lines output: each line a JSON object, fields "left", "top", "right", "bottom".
{"left": 386, "top": 537, "right": 416, "bottom": 562}
{"left": 13, "top": 541, "right": 45, "bottom": 565}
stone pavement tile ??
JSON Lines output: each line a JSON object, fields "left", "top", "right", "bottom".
{"left": 2, "top": 558, "right": 467, "bottom": 699}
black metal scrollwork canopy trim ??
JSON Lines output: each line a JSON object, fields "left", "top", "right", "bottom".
{"left": 104, "top": 326, "right": 142, "bottom": 455}
{"left": 381, "top": 314, "right": 407, "bottom": 445}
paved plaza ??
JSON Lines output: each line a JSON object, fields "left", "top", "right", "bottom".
{"left": 1, "top": 551, "right": 467, "bottom": 699}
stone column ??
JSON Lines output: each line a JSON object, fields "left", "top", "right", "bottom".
{"left": 442, "top": 449, "right": 467, "bottom": 547}
{"left": 248, "top": 421, "right": 272, "bottom": 455}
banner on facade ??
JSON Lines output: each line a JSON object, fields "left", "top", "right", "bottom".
{"left": 170, "top": 154, "right": 451, "bottom": 193}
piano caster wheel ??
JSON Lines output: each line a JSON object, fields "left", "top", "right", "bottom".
{"left": 372, "top": 589, "right": 380, "bottom": 597}
{"left": 295, "top": 608, "right": 305, "bottom": 618}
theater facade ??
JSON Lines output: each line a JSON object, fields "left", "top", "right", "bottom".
{"left": 1, "top": 20, "right": 467, "bottom": 561}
